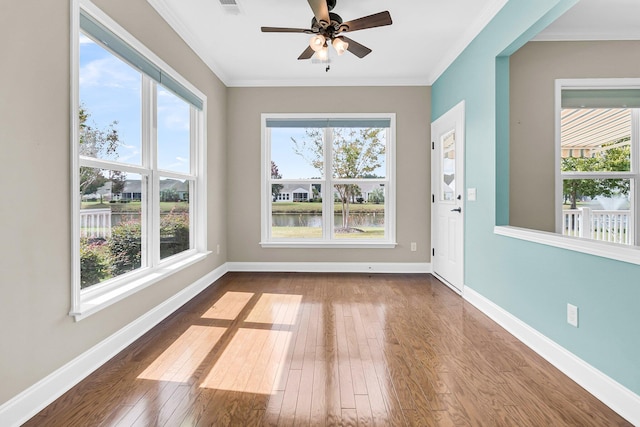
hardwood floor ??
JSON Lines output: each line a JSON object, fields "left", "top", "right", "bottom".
{"left": 25, "top": 273, "right": 630, "bottom": 426}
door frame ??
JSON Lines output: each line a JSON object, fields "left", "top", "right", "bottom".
{"left": 431, "top": 101, "right": 465, "bottom": 294}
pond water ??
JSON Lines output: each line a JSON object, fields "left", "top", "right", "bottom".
{"left": 272, "top": 213, "right": 384, "bottom": 227}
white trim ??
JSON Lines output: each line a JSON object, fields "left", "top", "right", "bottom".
{"left": 463, "top": 286, "right": 640, "bottom": 426}
{"left": 555, "top": 78, "right": 640, "bottom": 234}
{"left": 0, "top": 264, "right": 228, "bottom": 427}
{"left": 146, "top": 0, "right": 230, "bottom": 85}
{"left": 72, "top": 252, "right": 211, "bottom": 321}
{"left": 259, "top": 242, "right": 397, "bottom": 249}
{"left": 431, "top": 101, "right": 465, "bottom": 293}
{"left": 261, "top": 113, "right": 396, "bottom": 247}
{"left": 533, "top": 33, "right": 640, "bottom": 42}
{"left": 226, "top": 77, "right": 431, "bottom": 88}
{"left": 494, "top": 225, "right": 640, "bottom": 266}
{"left": 432, "top": 272, "right": 463, "bottom": 296}
{"left": 70, "top": 0, "right": 81, "bottom": 313}
{"left": 72, "top": 0, "right": 209, "bottom": 319}
{"left": 427, "top": 0, "right": 508, "bottom": 84}
{"left": 226, "top": 262, "right": 431, "bottom": 274}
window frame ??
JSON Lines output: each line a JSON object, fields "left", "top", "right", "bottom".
{"left": 555, "top": 79, "right": 640, "bottom": 244}
{"left": 260, "top": 113, "right": 397, "bottom": 249}
{"left": 70, "top": 0, "right": 208, "bottom": 321}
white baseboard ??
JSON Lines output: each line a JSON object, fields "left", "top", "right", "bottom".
{"left": 463, "top": 286, "right": 640, "bottom": 426}
{"left": 226, "top": 261, "right": 432, "bottom": 274}
{"left": 0, "top": 264, "right": 228, "bottom": 427}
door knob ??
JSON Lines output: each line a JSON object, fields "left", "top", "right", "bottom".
{"left": 451, "top": 207, "right": 462, "bottom": 213}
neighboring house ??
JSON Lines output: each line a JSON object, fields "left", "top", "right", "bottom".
{"left": 274, "top": 183, "right": 312, "bottom": 202}
{"left": 89, "top": 179, "right": 188, "bottom": 202}
{"left": 118, "top": 180, "right": 143, "bottom": 201}
{"left": 273, "top": 182, "right": 384, "bottom": 203}
{"left": 159, "top": 179, "right": 189, "bottom": 201}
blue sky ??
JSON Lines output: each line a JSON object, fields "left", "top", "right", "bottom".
{"left": 271, "top": 128, "right": 387, "bottom": 180}
{"left": 79, "top": 33, "right": 190, "bottom": 175}
{"left": 271, "top": 128, "right": 322, "bottom": 179}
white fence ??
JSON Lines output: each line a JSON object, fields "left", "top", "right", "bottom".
{"left": 562, "top": 208, "right": 633, "bottom": 245}
{"left": 80, "top": 208, "right": 111, "bottom": 239}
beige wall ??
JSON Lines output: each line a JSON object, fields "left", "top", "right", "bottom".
{"left": 0, "top": 0, "right": 227, "bottom": 404}
{"left": 509, "top": 41, "right": 640, "bottom": 231}
{"left": 227, "top": 86, "right": 431, "bottom": 263}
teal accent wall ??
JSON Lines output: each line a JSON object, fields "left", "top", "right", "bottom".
{"left": 432, "top": 0, "right": 640, "bottom": 395}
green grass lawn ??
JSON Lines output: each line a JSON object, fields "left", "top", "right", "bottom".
{"left": 271, "top": 202, "right": 384, "bottom": 214}
{"left": 81, "top": 201, "right": 188, "bottom": 213}
{"left": 271, "top": 226, "right": 384, "bottom": 239}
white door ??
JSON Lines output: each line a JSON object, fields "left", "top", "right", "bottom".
{"left": 431, "top": 101, "right": 465, "bottom": 293}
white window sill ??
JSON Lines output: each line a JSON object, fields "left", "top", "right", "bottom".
{"left": 494, "top": 225, "right": 640, "bottom": 266}
{"left": 260, "top": 241, "right": 398, "bottom": 249}
{"left": 70, "top": 251, "right": 210, "bottom": 321}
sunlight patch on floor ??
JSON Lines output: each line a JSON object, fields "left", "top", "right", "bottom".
{"left": 201, "top": 291, "right": 254, "bottom": 320}
{"left": 200, "top": 328, "right": 292, "bottom": 394}
{"left": 137, "top": 325, "right": 227, "bottom": 382}
{"left": 245, "top": 293, "right": 303, "bottom": 326}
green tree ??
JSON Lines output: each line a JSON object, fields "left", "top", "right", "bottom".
{"left": 79, "top": 105, "right": 122, "bottom": 197}
{"left": 160, "top": 188, "right": 180, "bottom": 202}
{"left": 368, "top": 187, "right": 385, "bottom": 204}
{"left": 110, "top": 170, "right": 126, "bottom": 196}
{"left": 293, "top": 127, "right": 385, "bottom": 229}
{"left": 271, "top": 160, "right": 284, "bottom": 201}
{"left": 562, "top": 140, "right": 630, "bottom": 209}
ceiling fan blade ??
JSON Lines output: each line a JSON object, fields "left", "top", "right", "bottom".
{"left": 307, "top": 0, "right": 330, "bottom": 28}
{"left": 338, "top": 11, "right": 392, "bottom": 33}
{"left": 341, "top": 36, "right": 372, "bottom": 58}
{"left": 298, "top": 45, "right": 316, "bottom": 60}
{"left": 261, "top": 27, "right": 312, "bottom": 33}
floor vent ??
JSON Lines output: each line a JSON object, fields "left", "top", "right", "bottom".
{"left": 219, "top": 0, "right": 242, "bottom": 15}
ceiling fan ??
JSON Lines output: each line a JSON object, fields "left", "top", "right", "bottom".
{"left": 261, "top": 0, "right": 392, "bottom": 61}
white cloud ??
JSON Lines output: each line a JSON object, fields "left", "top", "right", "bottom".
{"left": 79, "top": 34, "right": 95, "bottom": 45}
{"left": 80, "top": 56, "right": 140, "bottom": 91}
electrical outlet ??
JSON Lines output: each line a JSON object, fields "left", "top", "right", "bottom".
{"left": 411, "top": 242, "right": 417, "bottom": 252}
{"left": 216, "top": 244, "right": 220, "bottom": 255}
{"left": 567, "top": 303, "right": 578, "bottom": 327}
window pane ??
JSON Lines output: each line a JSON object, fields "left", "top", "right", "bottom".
{"left": 561, "top": 108, "right": 631, "bottom": 172}
{"left": 79, "top": 32, "right": 142, "bottom": 164}
{"left": 160, "top": 177, "right": 191, "bottom": 259}
{"left": 157, "top": 86, "right": 191, "bottom": 173}
{"left": 271, "top": 128, "right": 324, "bottom": 179}
{"left": 334, "top": 184, "right": 385, "bottom": 239}
{"left": 80, "top": 169, "right": 143, "bottom": 288}
{"left": 332, "top": 127, "right": 386, "bottom": 179}
{"left": 271, "top": 184, "right": 322, "bottom": 239}
{"left": 562, "top": 178, "right": 632, "bottom": 244}
{"left": 441, "top": 130, "right": 455, "bottom": 201}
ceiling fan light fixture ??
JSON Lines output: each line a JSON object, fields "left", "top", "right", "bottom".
{"left": 332, "top": 37, "right": 348, "bottom": 55}
{"left": 309, "top": 34, "right": 326, "bottom": 52}
{"left": 315, "top": 45, "right": 329, "bottom": 61}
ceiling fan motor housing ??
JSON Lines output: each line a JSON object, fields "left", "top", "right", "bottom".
{"left": 311, "top": 12, "right": 343, "bottom": 35}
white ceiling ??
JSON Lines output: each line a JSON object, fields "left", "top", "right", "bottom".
{"left": 535, "top": 0, "right": 640, "bottom": 41}
{"left": 147, "top": 0, "right": 640, "bottom": 87}
{"left": 147, "top": 0, "right": 508, "bottom": 87}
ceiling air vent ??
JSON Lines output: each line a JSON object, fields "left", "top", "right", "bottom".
{"left": 218, "top": 0, "right": 242, "bottom": 15}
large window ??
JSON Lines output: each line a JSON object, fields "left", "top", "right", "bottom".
{"left": 557, "top": 81, "right": 640, "bottom": 246}
{"left": 72, "top": 1, "right": 207, "bottom": 319}
{"left": 261, "top": 114, "right": 396, "bottom": 248}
